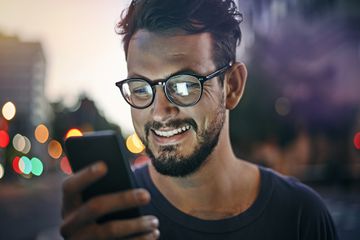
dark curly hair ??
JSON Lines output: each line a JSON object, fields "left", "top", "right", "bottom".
{"left": 116, "top": 0, "right": 243, "bottom": 70}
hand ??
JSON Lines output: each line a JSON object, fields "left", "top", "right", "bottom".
{"left": 60, "top": 161, "right": 160, "bottom": 239}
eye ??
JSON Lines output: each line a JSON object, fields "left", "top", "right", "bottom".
{"left": 167, "top": 75, "right": 201, "bottom": 96}
{"left": 185, "top": 82, "right": 200, "bottom": 89}
{"left": 133, "top": 86, "right": 150, "bottom": 95}
{"left": 126, "top": 80, "right": 152, "bottom": 99}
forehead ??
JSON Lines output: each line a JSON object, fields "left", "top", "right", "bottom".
{"left": 127, "top": 29, "right": 216, "bottom": 78}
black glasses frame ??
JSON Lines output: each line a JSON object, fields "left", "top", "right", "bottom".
{"left": 115, "top": 62, "right": 232, "bottom": 109}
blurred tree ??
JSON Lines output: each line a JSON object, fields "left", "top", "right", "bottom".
{"left": 50, "top": 94, "right": 122, "bottom": 141}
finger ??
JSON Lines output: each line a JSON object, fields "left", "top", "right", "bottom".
{"left": 61, "top": 222, "right": 97, "bottom": 240}
{"left": 97, "top": 216, "right": 159, "bottom": 239}
{"left": 62, "top": 189, "right": 150, "bottom": 235}
{"left": 128, "top": 229, "right": 160, "bottom": 240}
{"left": 62, "top": 161, "right": 107, "bottom": 217}
{"left": 63, "top": 161, "right": 107, "bottom": 195}
{"left": 64, "top": 216, "right": 159, "bottom": 240}
{"left": 86, "top": 188, "right": 150, "bottom": 215}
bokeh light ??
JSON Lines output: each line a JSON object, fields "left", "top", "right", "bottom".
{"left": 354, "top": 132, "right": 360, "bottom": 150}
{"left": 64, "top": 128, "right": 83, "bottom": 139}
{"left": 22, "top": 136, "right": 31, "bottom": 154}
{"left": 0, "top": 163, "right": 4, "bottom": 179}
{"left": 19, "top": 156, "right": 32, "bottom": 174}
{"left": 48, "top": 140, "right": 63, "bottom": 159}
{"left": 12, "top": 156, "right": 22, "bottom": 174}
{"left": 0, "top": 117, "right": 8, "bottom": 131}
{"left": 31, "top": 157, "right": 44, "bottom": 176}
{"left": 12, "top": 134, "right": 31, "bottom": 154}
{"left": 13, "top": 134, "right": 26, "bottom": 152}
{"left": 60, "top": 156, "right": 72, "bottom": 175}
{"left": 2, "top": 101, "right": 16, "bottom": 120}
{"left": 0, "top": 130, "right": 10, "bottom": 148}
{"left": 21, "top": 174, "right": 33, "bottom": 179}
{"left": 35, "top": 124, "right": 49, "bottom": 143}
{"left": 126, "top": 133, "right": 145, "bottom": 154}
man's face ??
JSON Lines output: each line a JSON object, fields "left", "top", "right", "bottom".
{"left": 127, "top": 30, "right": 226, "bottom": 177}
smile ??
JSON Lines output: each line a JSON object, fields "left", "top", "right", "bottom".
{"left": 153, "top": 125, "right": 191, "bottom": 138}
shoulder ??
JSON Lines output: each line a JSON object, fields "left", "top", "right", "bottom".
{"left": 260, "top": 167, "right": 338, "bottom": 239}
{"left": 261, "top": 167, "right": 327, "bottom": 210}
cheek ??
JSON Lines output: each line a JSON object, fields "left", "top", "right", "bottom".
{"left": 196, "top": 90, "right": 224, "bottom": 129}
{"left": 189, "top": 108, "right": 212, "bottom": 135}
{"left": 131, "top": 109, "right": 147, "bottom": 137}
{"left": 201, "top": 82, "right": 224, "bottom": 106}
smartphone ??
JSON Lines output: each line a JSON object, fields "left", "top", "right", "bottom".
{"left": 64, "top": 130, "right": 141, "bottom": 223}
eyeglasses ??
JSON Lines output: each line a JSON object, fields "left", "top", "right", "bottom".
{"left": 115, "top": 63, "right": 232, "bottom": 109}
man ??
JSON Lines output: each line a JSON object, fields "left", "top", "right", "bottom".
{"left": 60, "top": 0, "right": 338, "bottom": 239}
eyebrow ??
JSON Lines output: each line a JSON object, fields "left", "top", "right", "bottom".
{"left": 127, "top": 67, "right": 204, "bottom": 81}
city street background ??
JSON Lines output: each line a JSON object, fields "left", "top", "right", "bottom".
{"left": 1, "top": 0, "right": 360, "bottom": 239}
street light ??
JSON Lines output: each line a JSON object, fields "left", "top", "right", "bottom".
{"left": 0, "top": 101, "right": 16, "bottom": 180}
{"left": 2, "top": 101, "right": 16, "bottom": 121}
{"left": 126, "top": 133, "right": 145, "bottom": 154}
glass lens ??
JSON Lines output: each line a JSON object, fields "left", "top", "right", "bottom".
{"left": 122, "top": 79, "right": 153, "bottom": 108}
{"left": 166, "top": 75, "right": 201, "bottom": 106}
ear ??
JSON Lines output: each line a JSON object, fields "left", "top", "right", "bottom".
{"left": 224, "top": 62, "right": 247, "bottom": 110}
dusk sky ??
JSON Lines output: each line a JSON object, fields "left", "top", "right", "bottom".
{"left": 0, "top": 0, "right": 135, "bottom": 134}
{"left": 1, "top": 0, "right": 359, "bottom": 135}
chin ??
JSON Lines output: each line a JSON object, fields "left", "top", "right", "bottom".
{"left": 146, "top": 142, "right": 213, "bottom": 178}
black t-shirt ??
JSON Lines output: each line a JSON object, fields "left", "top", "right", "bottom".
{"left": 134, "top": 165, "right": 338, "bottom": 240}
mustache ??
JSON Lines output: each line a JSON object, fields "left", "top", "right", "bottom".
{"left": 145, "top": 118, "right": 197, "bottom": 137}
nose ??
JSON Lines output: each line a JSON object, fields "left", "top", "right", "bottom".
{"left": 150, "top": 86, "right": 179, "bottom": 122}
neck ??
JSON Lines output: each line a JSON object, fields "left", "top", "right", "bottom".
{"left": 149, "top": 119, "right": 260, "bottom": 220}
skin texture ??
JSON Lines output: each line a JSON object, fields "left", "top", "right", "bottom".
{"left": 128, "top": 30, "right": 259, "bottom": 220}
{"left": 129, "top": 31, "right": 228, "bottom": 178}
{"left": 60, "top": 30, "right": 259, "bottom": 239}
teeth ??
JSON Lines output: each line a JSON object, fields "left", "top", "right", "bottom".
{"left": 154, "top": 125, "right": 190, "bottom": 137}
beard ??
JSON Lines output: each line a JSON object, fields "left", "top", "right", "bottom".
{"left": 141, "top": 96, "right": 226, "bottom": 177}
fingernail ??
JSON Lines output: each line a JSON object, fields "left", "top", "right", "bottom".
{"left": 153, "top": 229, "right": 160, "bottom": 239}
{"left": 149, "top": 217, "right": 159, "bottom": 228}
{"left": 91, "top": 162, "right": 106, "bottom": 173}
{"left": 135, "top": 189, "right": 150, "bottom": 202}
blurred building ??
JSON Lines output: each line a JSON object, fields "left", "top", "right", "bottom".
{"left": 0, "top": 33, "right": 49, "bottom": 130}
{"left": 0, "top": 33, "right": 50, "bottom": 174}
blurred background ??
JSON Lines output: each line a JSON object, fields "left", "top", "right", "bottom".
{"left": 0, "top": 0, "right": 359, "bottom": 239}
